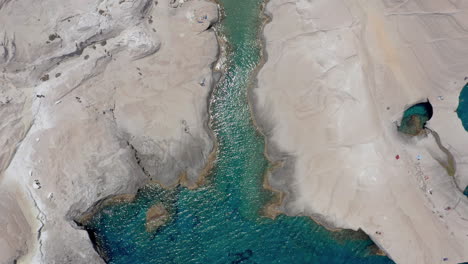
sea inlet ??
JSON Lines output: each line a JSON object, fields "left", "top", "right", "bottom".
{"left": 81, "top": 0, "right": 395, "bottom": 263}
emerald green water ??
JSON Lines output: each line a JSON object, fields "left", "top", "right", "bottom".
{"left": 398, "top": 101, "right": 433, "bottom": 135}
{"left": 83, "top": 1, "right": 395, "bottom": 263}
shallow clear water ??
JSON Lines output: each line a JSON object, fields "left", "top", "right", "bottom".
{"left": 84, "top": 1, "right": 395, "bottom": 263}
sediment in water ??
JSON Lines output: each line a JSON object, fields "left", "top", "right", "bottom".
{"left": 398, "top": 100, "right": 433, "bottom": 136}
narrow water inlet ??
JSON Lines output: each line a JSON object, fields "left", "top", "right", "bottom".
{"left": 398, "top": 99, "right": 463, "bottom": 193}
{"left": 427, "top": 128, "right": 456, "bottom": 177}
{"left": 78, "top": 0, "right": 396, "bottom": 263}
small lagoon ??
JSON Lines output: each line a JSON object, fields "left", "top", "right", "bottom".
{"left": 398, "top": 101, "right": 433, "bottom": 136}
{"left": 83, "top": 1, "right": 395, "bottom": 263}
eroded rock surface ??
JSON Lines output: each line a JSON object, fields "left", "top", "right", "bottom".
{"left": 0, "top": 0, "right": 218, "bottom": 263}
{"left": 255, "top": 0, "right": 468, "bottom": 263}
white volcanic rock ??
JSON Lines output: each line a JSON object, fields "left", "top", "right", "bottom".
{"left": 123, "top": 27, "right": 161, "bottom": 59}
{"left": 256, "top": 0, "right": 468, "bottom": 263}
{"left": 0, "top": 0, "right": 218, "bottom": 263}
{"left": 0, "top": 190, "right": 33, "bottom": 264}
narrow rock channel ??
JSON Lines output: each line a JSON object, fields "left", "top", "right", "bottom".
{"left": 80, "top": 0, "right": 394, "bottom": 263}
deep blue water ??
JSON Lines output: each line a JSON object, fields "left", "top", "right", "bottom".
{"left": 457, "top": 84, "right": 468, "bottom": 198}
{"left": 457, "top": 83, "right": 468, "bottom": 131}
{"left": 83, "top": 1, "right": 395, "bottom": 263}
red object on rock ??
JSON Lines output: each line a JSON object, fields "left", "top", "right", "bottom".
{"left": 395, "top": 155, "right": 400, "bottom": 160}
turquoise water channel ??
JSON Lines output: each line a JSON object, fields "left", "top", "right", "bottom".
{"left": 83, "top": 1, "right": 395, "bottom": 263}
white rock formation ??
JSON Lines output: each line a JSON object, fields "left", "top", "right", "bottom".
{"left": 255, "top": 0, "right": 468, "bottom": 263}
{"left": 0, "top": 0, "right": 218, "bottom": 263}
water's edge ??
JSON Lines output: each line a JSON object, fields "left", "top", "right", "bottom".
{"left": 246, "top": 0, "right": 395, "bottom": 258}
{"left": 79, "top": 0, "right": 395, "bottom": 262}
{"left": 76, "top": 1, "right": 224, "bottom": 256}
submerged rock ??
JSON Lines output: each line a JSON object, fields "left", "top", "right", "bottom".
{"left": 145, "top": 203, "right": 169, "bottom": 232}
{"left": 398, "top": 101, "right": 433, "bottom": 136}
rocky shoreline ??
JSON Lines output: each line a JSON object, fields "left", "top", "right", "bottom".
{"left": 0, "top": 0, "right": 219, "bottom": 263}
{"left": 2, "top": 0, "right": 468, "bottom": 263}
{"left": 253, "top": 0, "right": 468, "bottom": 263}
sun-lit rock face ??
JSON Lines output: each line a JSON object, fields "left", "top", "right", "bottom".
{"left": 0, "top": 0, "right": 218, "bottom": 263}
{"left": 255, "top": 0, "right": 468, "bottom": 263}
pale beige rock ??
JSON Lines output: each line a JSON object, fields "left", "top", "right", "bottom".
{"left": 0, "top": 0, "right": 218, "bottom": 263}
{"left": 256, "top": 0, "right": 468, "bottom": 263}
{"left": 0, "top": 189, "right": 32, "bottom": 264}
